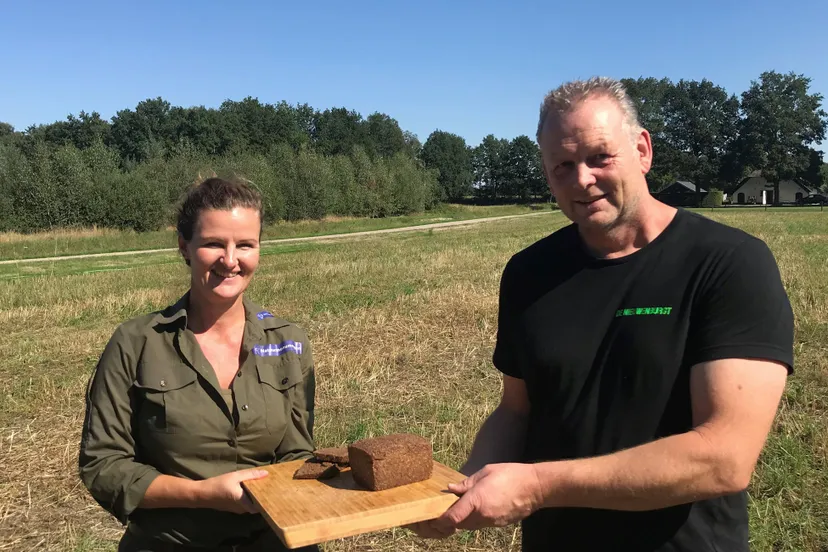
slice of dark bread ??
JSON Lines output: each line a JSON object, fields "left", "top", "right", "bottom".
{"left": 293, "top": 460, "right": 340, "bottom": 480}
{"left": 312, "top": 446, "right": 349, "bottom": 465}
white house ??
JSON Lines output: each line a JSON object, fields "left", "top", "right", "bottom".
{"left": 729, "top": 171, "right": 812, "bottom": 205}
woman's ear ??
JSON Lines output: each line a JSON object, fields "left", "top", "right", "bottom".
{"left": 178, "top": 235, "right": 190, "bottom": 266}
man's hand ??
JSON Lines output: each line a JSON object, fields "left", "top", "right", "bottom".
{"left": 405, "top": 519, "right": 457, "bottom": 539}
{"left": 433, "top": 463, "right": 543, "bottom": 533}
{"left": 197, "top": 468, "right": 269, "bottom": 514}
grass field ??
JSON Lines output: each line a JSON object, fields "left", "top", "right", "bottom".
{"left": 0, "top": 203, "right": 546, "bottom": 262}
{"left": 0, "top": 209, "right": 825, "bottom": 551}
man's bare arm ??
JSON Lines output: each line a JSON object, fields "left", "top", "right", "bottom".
{"left": 460, "top": 374, "right": 531, "bottom": 475}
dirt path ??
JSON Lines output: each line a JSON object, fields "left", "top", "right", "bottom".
{"left": 0, "top": 211, "right": 557, "bottom": 265}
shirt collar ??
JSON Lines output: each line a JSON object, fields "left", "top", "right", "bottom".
{"left": 151, "top": 292, "right": 190, "bottom": 328}
{"left": 150, "top": 291, "right": 291, "bottom": 336}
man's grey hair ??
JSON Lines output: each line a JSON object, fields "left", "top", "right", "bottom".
{"left": 536, "top": 77, "right": 643, "bottom": 144}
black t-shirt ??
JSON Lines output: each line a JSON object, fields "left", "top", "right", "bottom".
{"left": 493, "top": 208, "right": 794, "bottom": 552}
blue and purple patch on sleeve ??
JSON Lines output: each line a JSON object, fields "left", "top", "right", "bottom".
{"left": 253, "top": 341, "right": 303, "bottom": 356}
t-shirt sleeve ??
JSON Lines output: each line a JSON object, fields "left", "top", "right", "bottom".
{"left": 687, "top": 236, "right": 794, "bottom": 373}
{"left": 492, "top": 257, "right": 524, "bottom": 379}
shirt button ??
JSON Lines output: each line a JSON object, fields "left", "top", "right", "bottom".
{"left": 228, "top": 439, "right": 236, "bottom": 447}
{"left": 242, "top": 404, "right": 249, "bottom": 411}
{"left": 237, "top": 371, "right": 242, "bottom": 378}
{"left": 159, "top": 380, "right": 166, "bottom": 387}
{"left": 281, "top": 377, "right": 289, "bottom": 385}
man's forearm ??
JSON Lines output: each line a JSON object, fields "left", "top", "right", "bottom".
{"left": 534, "top": 428, "right": 749, "bottom": 511}
{"left": 461, "top": 405, "right": 528, "bottom": 475}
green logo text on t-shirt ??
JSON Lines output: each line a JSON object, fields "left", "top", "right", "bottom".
{"left": 615, "top": 306, "right": 673, "bottom": 317}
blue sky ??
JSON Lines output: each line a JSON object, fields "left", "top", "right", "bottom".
{"left": 1, "top": 0, "right": 826, "bottom": 152}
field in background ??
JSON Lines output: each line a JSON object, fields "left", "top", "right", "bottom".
{"left": 0, "top": 203, "right": 547, "bottom": 261}
{"left": 0, "top": 209, "right": 825, "bottom": 551}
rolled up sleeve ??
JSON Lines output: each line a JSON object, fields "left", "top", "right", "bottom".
{"left": 273, "top": 334, "right": 316, "bottom": 462}
{"left": 79, "top": 326, "right": 161, "bottom": 524}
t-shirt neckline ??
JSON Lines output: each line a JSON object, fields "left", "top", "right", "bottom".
{"left": 576, "top": 207, "right": 685, "bottom": 267}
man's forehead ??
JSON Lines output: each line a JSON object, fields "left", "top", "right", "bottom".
{"left": 541, "top": 100, "right": 622, "bottom": 149}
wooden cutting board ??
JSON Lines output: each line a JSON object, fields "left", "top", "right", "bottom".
{"left": 242, "top": 459, "right": 466, "bottom": 549}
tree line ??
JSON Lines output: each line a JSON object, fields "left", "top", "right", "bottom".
{"left": 1, "top": 70, "right": 826, "bottom": 233}
{"left": 442, "top": 71, "right": 827, "bottom": 204}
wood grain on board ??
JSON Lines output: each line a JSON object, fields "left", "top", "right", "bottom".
{"left": 243, "top": 459, "right": 465, "bottom": 549}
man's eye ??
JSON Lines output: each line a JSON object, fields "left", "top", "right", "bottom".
{"left": 554, "top": 162, "right": 574, "bottom": 175}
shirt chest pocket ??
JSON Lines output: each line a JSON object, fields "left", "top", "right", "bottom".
{"left": 134, "top": 364, "right": 200, "bottom": 434}
{"left": 255, "top": 356, "right": 303, "bottom": 439}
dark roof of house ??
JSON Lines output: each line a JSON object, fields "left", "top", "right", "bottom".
{"left": 729, "top": 171, "right": 812, "bottom": 194}
{"left": 658, "top": 180, "right": 705, "bottom": 194}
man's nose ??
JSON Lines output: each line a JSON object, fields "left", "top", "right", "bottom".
{"left": 576, "top": 163, "right": 597, "bottom": 189}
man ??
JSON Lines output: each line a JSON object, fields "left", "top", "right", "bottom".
{"left": 410, "top": 77, "right": 794, "bottom": 551}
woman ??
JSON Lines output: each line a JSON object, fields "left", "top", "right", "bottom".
{"left": 79, "top": 177, "right": 319, "bottom": 551}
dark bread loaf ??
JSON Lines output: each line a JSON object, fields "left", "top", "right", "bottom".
{"left": 348, "top": 433, "right": 433, "bottom": 491}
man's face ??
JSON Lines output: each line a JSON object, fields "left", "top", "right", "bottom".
{"left": 539, "top": 96, "right": 652, "bottom": 231}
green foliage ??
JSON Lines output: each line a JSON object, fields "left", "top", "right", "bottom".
{"left": 0, "top": 138, "right": 441, "bottom": 233}
{"left": 622, "top": 74, "right": 827, "bottom": 197}
{"left": 738, "top": 72, "right": 827, "bottom": 184}
{"left": 500, "top": 135, "right": 546, "bottom": 201}
{"left": 0, "top": 122, "right": 16, "bottom": 139}
{"left": 472, "top": 134, "right": 509, "bottom": 201}
{"left": 702, "top": 188, "right": 724, "bottom": 207}
{"left": 820, "top": 163, "right": 828, "bottom": 193}
{"left": 471, "top": 134, "right": 546, "bottom": 202}
{"left": 420, "top": 130, "right": 473, "bottom": 201}
{"left": 4, "top": 71, "right": 827, "bottom": 232}
{"left": 100, "top": 171, "right": 169, "bottom": 232}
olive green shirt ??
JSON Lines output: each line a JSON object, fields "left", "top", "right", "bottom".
{"left": 79, "top": 292, "right": 316, "bottom": 547}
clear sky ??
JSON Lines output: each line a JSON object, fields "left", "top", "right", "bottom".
{"left": 1, "top": 0, "right": 826, "bottom": 151}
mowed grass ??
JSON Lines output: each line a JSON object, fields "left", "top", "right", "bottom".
{"left": 0, "top": 203, "right": 545, "bottom": 261}
{"left": 0, "top": 209, "right": 825, "bottom": 551}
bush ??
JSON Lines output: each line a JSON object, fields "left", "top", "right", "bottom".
{"left": 0, "top": 139, "right": 444, "bottom": 233}
{"left": 702, "top": 188, "right": 723, "bottom": 208}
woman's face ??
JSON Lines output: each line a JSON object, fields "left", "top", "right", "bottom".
{"left": 179, "top": 207, "right": 261, "bottom": 305}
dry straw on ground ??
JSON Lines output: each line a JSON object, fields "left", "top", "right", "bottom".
{"left": 1, "top": 210, "right": 826, "bottom": 551}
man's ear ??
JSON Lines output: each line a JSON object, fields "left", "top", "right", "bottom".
{"left": 636, "top": 129, "right": 653, "bottom": 174}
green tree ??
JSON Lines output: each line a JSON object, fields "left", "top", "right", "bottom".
{"left": 168, "top": 106, "right": 227, "bottom": 156}
{"left": 218, "top": 97, "right": 307, "bottom": 155}
{"left": 472, "top": 134, "right": 509, "bottom": 201}
{"left": 738, "top": 71, "right": 828, "bottom": 204}
{"left": 621, "top": 77, "right": 683, "bottom": 191}
{"left": 420, "top": 130, "right": 473, "bottom": 201}
{"left": 499, "top": 136, "right": 545, "bottom": 201}
{"left": 365, "top": 113, "right": 406, "bottom": 158}
{"left": 663, "top": 79, "right": 740, "bottom": 205}
{"left": 110, "top": 97, "right": 174, "bottom": 163}
{"left": 313, "top": 108, "right": 366, "bottom": 157}
{"left": 800, "top": 148, "right": 826, "bottom": 191}
{"left": 402, "top": 131, "right": 422, "bottom": 159}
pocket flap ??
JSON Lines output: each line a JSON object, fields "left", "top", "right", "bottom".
{"left": 256, "top": 358, "right": 303, "bottom": 391}
{"left": 135, "top": 364, "right": 198, "bottom": 392}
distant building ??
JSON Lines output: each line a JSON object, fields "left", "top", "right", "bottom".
{"left": 653, "top": 180, "right": 706, "bottom": 207}
{"left": 727, "top": 171, "right": 812, "bottom": 205}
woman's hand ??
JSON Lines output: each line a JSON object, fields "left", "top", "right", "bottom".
{"left": 197, "top": 468, "right": 269, "bottom": 514}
